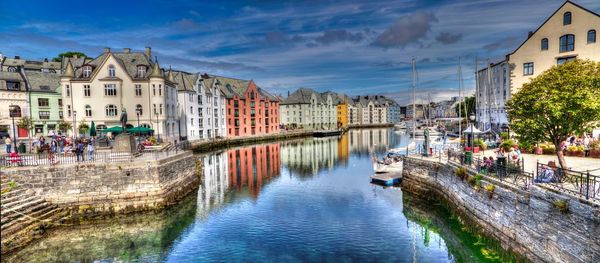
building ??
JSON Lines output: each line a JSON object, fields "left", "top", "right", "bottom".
{"left": 434, "top": 97, "right": 460, "bottom": 119}
{"left": 476, "top": 61, "right": 510, "bottom": 131}
{"left": 507, "top": 1, "right": 599, "bottom": 93}
{"left": 335, "top": 94, "right": 350, "bottom": 129}
{"left": 26, "top": 71, "right": 63, "bottom": 136}
{"left": 0, "top": 69, "right": 28, "bottom": 139}
{"left": 216, "top": 76, "right": 279, "bottom": 137}
{"left": 60, "top": 47, "right": 179, "bottom": 141}
{"left": 279, "top": 88, "right": 336, "bottom": 130}
{"left": 348, "top": 99, "right": 360, "bottom": 125}
{"left": 227, "top": 144, "right": 280, "bottom": 198}
{"left": 383, "top": 98, "right": 402, "bottom": 124}
{"left": 354, "top": 96, "right": 388, "bottom": 125}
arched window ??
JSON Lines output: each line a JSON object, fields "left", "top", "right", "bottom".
{"left": 108, "top": 65, "right": 115, "bottom": 77}
{"left": 9, "top": 105, "right": 21, "bottom": 117}
{"left": 563, "top": 12, "right": 571, "bottom": 25}
{"left": 105, "top": 104, "right": 118, "bottom": 117}
{"left": 136, "top": 65, "right": 146, "bottom": 77}
{"left": 559, "top": 34, "right": 575, "bottom": 52}
{"left": 136, "top": 104, "right": 143, "bottom": 116}
{"left": 83, "top": 66, "right": 92, "bottom": 78}
{"left": 85, "top": 105, "right": 92, "bottom": 117}
{"left": 541, "top": 38, "right": 548, "bottom": 50}
{"left": 8, "top": 67, "right": 17, "bottom": 72}
{"left": 250, "top": 91, "right": 255, "bottom": 99}
{"left": 140, "top": 123, "right": 150, "bottom": 128}
{"left": 588, "top": 30, "right": 596, "bottom": 44}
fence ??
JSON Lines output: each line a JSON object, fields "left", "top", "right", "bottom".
{"left": 1, "top": 140, "right": 192, "bottom": 167}
{"left": 447, "top": 149, "right": 599, "bottom": 202}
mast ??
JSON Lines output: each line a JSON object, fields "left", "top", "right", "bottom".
{"left": 458, "top": 57, "right": 462, "bottom": 142}
{"left": 412, "top": 58, "right": 416, "bottom": 138}
{"left": 474, "top": 57, "right": 479, "bottom": 129}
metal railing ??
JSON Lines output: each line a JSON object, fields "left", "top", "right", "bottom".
{"left": 534, "top": 162, "right": 599, "bottom": 202}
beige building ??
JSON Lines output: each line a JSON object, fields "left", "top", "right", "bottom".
{"left": 60, "top": 47, "right": 179, "bottom": 141}
{"left": 507, "top": 1, "right": 600, "bottom": 93}
{"left": 279, "top": 88, "right": 336, "bottom": 130}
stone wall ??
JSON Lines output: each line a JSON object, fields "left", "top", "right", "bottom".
{"left": 3, "top": 151, "right": 201, "bottom": 218}
{"left": 401, "top": 157, "right": 600, "bottom": 263}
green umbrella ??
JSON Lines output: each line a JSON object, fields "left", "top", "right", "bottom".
{"left": 103, "top": 126, "right": 125, "bottom": 133}
{"left": 89, "top": 121, "right": 97, "bottom": 137}
{"left": 127, "top": 126, "right": 154, "bottom": 134}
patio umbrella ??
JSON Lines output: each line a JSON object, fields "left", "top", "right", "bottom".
{"left": 103, "top": 126, "right": 125, "bottom": 133}
{"left": 127, "top": 126, "right": 154, "bottom": 134}
{"left": 89, "top": 121, "right": 97, "bottom": 137}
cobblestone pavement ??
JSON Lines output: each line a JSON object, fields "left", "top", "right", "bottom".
{"left": 473, "top": 151, "right": 600, "bottom": 175}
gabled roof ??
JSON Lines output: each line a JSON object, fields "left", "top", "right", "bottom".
{"left": 282, "top": 87, "right": 316, "bottom": 104}
{"left": 24, "top": 71, "right": 61, "bottom": 92}
{"left": 170, "top": 70, "right": 198, "bottom": 92}
{"left": 508, "top": 0, "right": 600, "bottom": 56}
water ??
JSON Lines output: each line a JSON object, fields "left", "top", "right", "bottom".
{"left": 5, "top": 128, "right": 522, "bottom": 263}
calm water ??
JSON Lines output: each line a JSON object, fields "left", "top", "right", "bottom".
{"left": 6, "top": 128, "right": 522, "bottom": 263}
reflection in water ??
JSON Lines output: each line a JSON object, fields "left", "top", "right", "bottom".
{"left": 5, "top": 129, "right": 520, "bottom": 263}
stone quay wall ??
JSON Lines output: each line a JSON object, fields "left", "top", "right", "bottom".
{"left": 191, "top": 130, "right": 314, "bottom": 153}
{"left": 3, "top": 151, "right": 201, "bottom": 219}
{"left": 401, "top": 157, "right": 600, "bottom": 263}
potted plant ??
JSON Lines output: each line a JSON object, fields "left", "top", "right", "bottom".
{"left": 566, "top": 145, "right": 585, "bottom": 157}
{"left": 590, "top": 141, "right": 600, "bottom": 158}
{"left": 473, "top": 139, "right": 487, "bottom": 153}
{"left": 534, "top": 144, "right": 543, "bottom": 155}
{"left": 500, "top": 139, "right": 516, "bottom": 152}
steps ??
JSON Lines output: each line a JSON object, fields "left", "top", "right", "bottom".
{"left": 1, "top": 178, "right": 68, "bottom": 253}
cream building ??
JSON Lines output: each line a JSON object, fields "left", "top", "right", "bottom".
{"left": 279, "top": 88, "right": 336, "bottom": 130}
{"left": 197, "top": 151, "right": 229, "bottom": 212}
{"left": 476, "top": 61, "right": 510, "bottom": 131}
{"left": 354, "top": 96, "right": 388, "bottom": 125}
{"left": 60, "top": 47, "right": 179, "bottom": 141}
{"left": 0, "top": 70, "right": 28, "bottom": 139}
{"left": 507, "top": 1, "right": 600, "bottom": 93}
{"left": 281, "top": 136, "right": 338, "bottom": 176}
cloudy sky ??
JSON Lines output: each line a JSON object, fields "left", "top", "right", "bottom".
{"left": 2, "top": 0, "right": 599, "bottom": 104}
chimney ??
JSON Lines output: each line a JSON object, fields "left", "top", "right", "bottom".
{"left": 14, "top": 56, "right": 20, "bottom": 59}
{"left": 527, "top": 31, "right": 533, "bottom": 38}
{"left": 104, "top": 47, "right": 111, "bottom": 53}
{"left": 44, "top": 58, "right": 48, "bottom": 62}
{"left": 145, "top": 47, "right": 151, "bottom": 58}
{"left": 123, "top": 48, "right": 131, "bottom": 53}
{"left": 287, "top": 90, "right": 290, "bottom": 97}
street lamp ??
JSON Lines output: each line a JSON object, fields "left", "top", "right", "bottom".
{"left": 469, "top": 114, "right": 475, "bottom": 152}
{"left": 8, "top": 105, "right": 20, "bottom": 152}
{"left": 154, "top": 110, "right": 160, "bottom": 141}
{"left": 135, "top": 108, "right": 141, "bottom": 128}
{"left": 73, "top": 110, "right": 77, "bottom": 139}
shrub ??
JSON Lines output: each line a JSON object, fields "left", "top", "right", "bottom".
{"left": 455, "top": 167, "right": 467, "bottom": 180}
{"left": 591, "top": 140, "right": 600, "bottom": 150}
{"left": 467, "top": 176, "right": 477, "bottom": 186}
{"left": 500, "top": 132, "right": 510, "bottom": 140}
{"left": 484, "top": 184, "right": 495, "bottom": 198}
{"left": 566, "top": 145, "right": 584, "bottom": 152}
{"left": 148, "top": 136, "right": 157, "bottom": 145}
{"left": 473, "top": 139, "right": 487, "bottom": 151}
{"left": 540, "top": 143, "right": 556, "bottom": 154}
{"left": 552, "top": 199, "right": 569, "bottom": 214}
{"left": 500, "top": 139, "right": 516, "bottom": 151}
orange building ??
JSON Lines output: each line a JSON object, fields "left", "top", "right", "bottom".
{"left": 227, "top": 143, "right": 281, "bottom": 198}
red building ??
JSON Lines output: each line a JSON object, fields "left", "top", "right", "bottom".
{"left": 212, "top": 76, "right": 279, "bottom": 137}
{"left": 227, "top": 144, "right": 281, "bottom": 198}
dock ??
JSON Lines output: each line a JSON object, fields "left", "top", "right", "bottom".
{"left": 313, "top": 130, "right": 343, "bottom": 137}
{"left": 370, "top": 173, "right": 402, "bottom": 186}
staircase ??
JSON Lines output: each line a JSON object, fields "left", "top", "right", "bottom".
{"left": 0, "top": 175, "right": 69, "bottom": 254}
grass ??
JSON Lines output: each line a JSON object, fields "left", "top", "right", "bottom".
{"left": 1, "top": 180, "right": 18, "bottom": 195}
{"left": 455, "top": 167, "right": 468, "bottom": 180}
{"left": 552, "top": 199, "right": 569, "bottom": 214}
{"left": 484, "top": 184, "right": 495, "bottom": 198}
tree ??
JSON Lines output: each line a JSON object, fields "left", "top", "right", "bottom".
{"left": 58, "top": 120, "right": 72, "bottom": 134}
{"left": 454, "top": 96, "right": 475, "bottom": 119}
{"left": 78, "top": 120, "right": 90, "bottom": 134}
{"left": 506, "top": 60, "right": 600, "bottom": 169}
{"left": 17, "top": 116, "right": 34, "bottom": 138}
{"left": 52, "top": 52, "right": 87, "bottom": 62}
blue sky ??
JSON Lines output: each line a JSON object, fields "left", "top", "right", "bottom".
{"left": 2, "top": 0, "right": 599, "bottom": 104}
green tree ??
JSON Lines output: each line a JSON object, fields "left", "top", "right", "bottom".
{"left": 17, "top": 116, "right": 34, "bottom": 138}
{"left": 454, "top": 96, "right": 475, "bottom": 119}
{"left": 506, "top": 60, "right": 600, "bottom": 168}
{"left": 52, "top": 52, "right": 87, "bottom": 62}
{"left": 58, "top": 120, "right": 72, "bottom": 134}
{"left": 78, "top": 120, "right": 90, "bottom": 134}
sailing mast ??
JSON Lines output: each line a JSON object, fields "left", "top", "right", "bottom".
{"left": 474, "top": 57, "right": 480, "bottom": 129}
{"left": 412, "top": 58, "right": 416, "bottom": 138}
{"left": 458, "top": 57, "right": 462, "bottom": 141}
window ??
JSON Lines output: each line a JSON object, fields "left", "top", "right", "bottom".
{"left": 84, "top": 85, "right": 91, "bottom": 97}
{"left": 83, "top": 66, "right": 92, "bottom": 78}
{"left": 105, "top": 105, "right": 118, "bottom": 117}
{"left": 136, "top": 104, "right": 143, "bottom": 116}
{"left": 563, "top": 12, "right": 571, "bottom": 25}
{"left": 65, "top": 85, "right": 70, "bottom": 96}
{"left": 541, "top": 38, "right": 548, "bottom": 50}
{"left": 38, "top": 98, "right": 49, "bottom": 107}
{"left": 190, "top": 106, "right": 193, "bottom": 114}
{"left": 523, "top": 62, "right": 534, "bottom": 76}
{"left": 108, "top": 65, "right": 116, "bottom": 77}
{"left": 557, "top": 56, "right": 577, "bottom": 65}
{"left": 39, "top": 111, "right": 50, "bottom": 120}
{"left": 159, "top": 84, "right": 162, "bottom": 96}
{"left": 7, "top": 81, "right": 20, "bottom": 91}
{"left": 137, "top": 66, "right": 146, "bottom": 77}
{"left": 198, "top": 95, "right": 203, "bottom": 104}
{"left": 7, "top": 67, "right": 17, "bottom": 72}
{"left": 588, "top": 30, "right": 596, "bottom": 44}
{"left": 250, "top": 91, "right": 255, "bottom": 99}
{"left": 85, "top": 105, "right": 92, "bottom": 117}
{"left": 141, "top": 124, "right": 150, "bottom": 128}
{"left": 153, "top": 104, "right": 157, "bottom": 115}
{"left": 153, "top": 84, "right": 156, "bottom": 96}
{"left": 58, "top": 99, "right": 62, "bottom": 107}
{"left": 104, "top": 84, "right": 117, "bottom": 96}
{"left": 159, "top": 104, "right": 163, "bottom": 115}
{"left": 559, "top": 34, "right": 575, "bottom": 52}
{"left": 135, "top": 84, "right": 142, "bottom": 96}
{"left": 59, "top": 111, "right": 63, "bottom": 119}
{"left": 67, "top": 105, "right": 72, "bottom": 117}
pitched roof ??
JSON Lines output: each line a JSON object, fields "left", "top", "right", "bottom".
{"left": 170, "top": 70, "right": 198, "bottom": 92}
{"left": 24, "top": 71, "right": 61, "bottom": 92}
{"left": 282, "top": 87, "right": 316, "bottom": 104}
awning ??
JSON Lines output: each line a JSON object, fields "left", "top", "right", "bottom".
{"left": 462, "top": 124, "right": 482, "bottom": 134}
{"left": 102, "top": 126, "right": 126, "bottom": 133}
{"left": 127, "top": 126, "right": 154, "bottom": 134}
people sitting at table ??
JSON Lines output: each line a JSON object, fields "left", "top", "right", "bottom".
{"left": 535, "top": 161, "right": 558, "bottom": 183}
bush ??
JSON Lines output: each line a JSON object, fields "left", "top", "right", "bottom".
{"left": 540, "top": 143, "right": 556, "bottom": 154}
{"left": 455, "top": 167, "right": 467, "bottom": 180}
{"left": 553, "top": 199, "right": 569, "bottom": 214}
{"left": 500, "top": 139, "right": 516, "bottom": 151}
{"left": 473, "top": 139, "right": 487, "bottom": 151}
{"left": 591, "top": 140, "right": 600, "bottom": 151}
{"left": 484, "top": 184, "right": 495, "bottom": 198}
{"left": 567, "top": 145, "right": 584, "bottom": 152}
{"left": 148, "top": 136, "right": 157, "bottom": 145}
{"left": 500, "top": 132, "right": 510, "bottom": 140}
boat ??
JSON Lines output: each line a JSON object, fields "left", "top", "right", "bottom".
{"left": 394, "top": 122, "right": 407, "bottom": 130}
{"left": 388, "top": 141, "right": 416, "bottom": 154}
{"left": 313, "top": 130, "right": 343, "bottom": 137}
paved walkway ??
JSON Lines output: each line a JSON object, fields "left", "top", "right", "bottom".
{"left": 473, "top": 151, "right": 600, "bottom": 175}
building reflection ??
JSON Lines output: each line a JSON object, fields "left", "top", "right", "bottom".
{"left": 197, "top": 151, "right": 229, "bottom": 214}
{"left": 281, "top": 136, "right": 348, "bottom": 177}
{"left": 348, "top": 128, "right": 395, "bottom": 155}
{"left": 227, "top": 144, "right": 281, "bottom": 198}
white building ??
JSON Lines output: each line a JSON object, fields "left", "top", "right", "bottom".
{"left": 354, "top": 96, "right": 388, "bottom": 125}
{"left": 279, "top": 88, "right": 336, "bottom": 130}
{"left": 476, "top": 60, "right": 510, "bottom": 131}
{"left": 60, "top": 47, "right": 179, "bottom": 141}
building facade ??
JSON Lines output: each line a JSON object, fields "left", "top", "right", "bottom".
{"left": 507, "top": 1, "right": 600, "bottom": 93}
{"left": 279, "top": 88, "right": 336, "bottom": 130}
{"left": 60, "top": 47, "right": 179, "bottom": 141}
{"left": 0, "top": 70, "right": 28, "bottom": 139}
{"left": 26, "top": 71, "right": 63, "bottom": 136}
{"left": 476, "top": 61, "right": 510, "bottom": 131}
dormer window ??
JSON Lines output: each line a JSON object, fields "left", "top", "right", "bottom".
{"left": 83, "top": 66, "right": 92, "bottom": 78}
{"left": 137, "top": 65, "right": 146, "bottom": 77}
{"left": 108, "top": 65, "right": 115, "bottom": 77}
{"left": 563, "top": 12, "right": 571, "bottom": 25}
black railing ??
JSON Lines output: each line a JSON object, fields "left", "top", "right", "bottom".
{"left": 473, "top": 157, "right": 532, "bottom": 190}
{"left": 534, "top": 162, "right": 599, "bottom": 202}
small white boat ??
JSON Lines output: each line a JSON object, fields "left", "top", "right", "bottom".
{"left": 394, "top": 123, "right": 407, "bottom": 130}
{"left": 388, "top": 141, "right": 416, "bottom": 154}
{"left": 371, "top": 154, "right": 404, "bottom": 174}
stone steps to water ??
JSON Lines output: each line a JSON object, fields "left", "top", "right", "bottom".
{"left": 1, "top": 198, "right": 47, "bottom": 224}
{"left": 1, "top": 204, "right": 56, "bottom": 234}
{"left": 1, "top": 195, "right": 37, "bottom": 210}
{"left": 1, "top": 207, "right": 69, "bottom": 254}
{"left": 1, "top": 188, "right": 25, "bottom": 200}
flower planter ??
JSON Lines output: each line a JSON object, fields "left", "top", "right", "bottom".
{"left": 568, "top": 151, "right": 585, "bottom": 157}
{"left": 590, "top": 150, "right": 600, "bottom": 158}
{"left": 535, "top": 147, "right": 543, "bottom": 155}
{"left": 473, "top": 147, "right": 480, "bottom": 153}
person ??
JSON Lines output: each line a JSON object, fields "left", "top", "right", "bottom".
{"left": 508, "top": 147, "right": 518, "bottom": 163}
{"left": 87, "top": 142, "right": 95, "bottom": 161}
{"left": 63, "top": 144, "right": 72, "bottom": 156}
{"left": 9, "top": 150, "right": 22, "bottom": 166}
{"left": 50, "top": 139, "right": 57, "bottom": 154}
{"left": 535, "top": 161, "right": 558, "bottom": 183}
{"left": 76, "top": 140, "right": 84, "bottom": 162}
{"left": 5, "top": 136, "right": 12, "bottom": 154}
{"left": 58, "top": 136, "right": 65, "bottom": 154}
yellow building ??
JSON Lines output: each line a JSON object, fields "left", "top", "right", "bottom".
{"left": 507, "top": 1, "right": 600, "bottom": 93}
{"left": 336, "top": 102, "right": 348, "bottom": 128}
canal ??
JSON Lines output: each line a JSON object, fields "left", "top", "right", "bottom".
{"left": 5, "top": 128, "right": 523, "bottom": 262}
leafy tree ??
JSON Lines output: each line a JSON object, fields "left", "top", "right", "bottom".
{"left": 58, "top": 120, "right": 72, "bottom": 133}
{"left": 454, "top": 96, "right": 475, "bottom": 119}
{"left": 78, "top": 120, "right": 90, "bottom": 134}
{"left": 16, "top": 116, "right": 34, "bottom": 131}
{"left": 506, "top": 60, "right": 600, "bottom": 168}
{"left": 52, "top": 52, "right": 87, "bottom": 62}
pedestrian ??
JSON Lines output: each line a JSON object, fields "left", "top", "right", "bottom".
{"left": 75, "top": 140, "right": 84, "bottom": 162}
{"left": 58, "top": 136, "right": 65, "bottom": 154}
{"left": 4, "top": 136, "right": 12, "bottom": 154}
{"left": 87, "top": 141, "right": 95, "bottom": 161}
{"left": 50, "top": 139, "right": 57, "bottom": 154}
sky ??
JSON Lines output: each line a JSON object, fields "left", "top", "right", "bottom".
{"left": 1, "top": 0, "right": 599, "bottom": 105}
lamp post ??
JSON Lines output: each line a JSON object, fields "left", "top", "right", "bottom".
{"left": 8, "top": 105, "right": 19, "bottom": 152}
{"left": 135, "top": 108, "right": 141, "bottom": 128}
{"left": 155, "top": 110, "right": 160, "bottom": 141}
{"left": 73, "top": 110, "right": 77, "bottom": 139}
{"left": 469, "top": 114, "right": 475, "bottom": 152}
